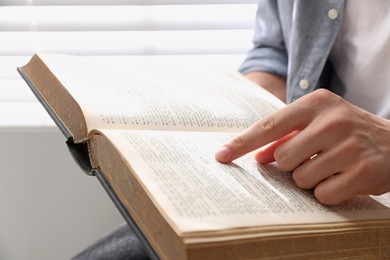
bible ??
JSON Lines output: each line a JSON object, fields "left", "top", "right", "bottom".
{"left": 18, "top": 53, "right": 390, "bottom": 259}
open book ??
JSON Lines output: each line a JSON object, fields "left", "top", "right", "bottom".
{"left": 19, "top": 54, "right": 390, "bottom": 259}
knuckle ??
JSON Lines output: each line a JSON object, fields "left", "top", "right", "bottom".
{"left": 302, "top": 89, "right": 343, "bottom": 108}
{"left": 311, "top": 89, "right": 339, "bottom": 102}
{"left": 292, "top": 170, "right": 313, "bottom": 189}
{"left": 357, "top": 158, "right": 373, "bottom": 173}
{"left": 314, "top": 182, "right": 352, "bottom": 206}
{"left": 338, "top": 137, "right": 366, "bottom": 157}
{"left": 274, "top": 146, "right": 293, "bottom": 171}
{"left": 314, "top": 187, "right": 337, "bottom": 206}
{"left": 274, "top": 144, "right": 300, "bottom": 172}
{"left": 257, "top": 115, "right": 276, "bottom": 131}
{"left": 323, "top": 115, "right": 355, "bottom": 133}
{"left": 230, "top": 135, "right": 247, "bottom": 150}
{"left": 312, "top": 88, "right": 331, "bottom": 97}
{"left": 313, "top": 191, "right": 330, "bottom": 205}
{"left": 331, "top": 115, "right": 351, "bottom": 127}
{"left": 385, "top": 119, "right": 390, "bottom": 131}
{"left": 353, "top": 161, "right": 374, "bottom": 180}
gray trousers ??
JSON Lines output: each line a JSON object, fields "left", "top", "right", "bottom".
{"left": 72, "top": 223, "right": 150, "bottom": 260}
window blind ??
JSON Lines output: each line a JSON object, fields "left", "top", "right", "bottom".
{"left": 0, "top": 0, "right": 257, "bottom": 126}
{"left": 2, "top": 0, "right": 256, "bottom": 5}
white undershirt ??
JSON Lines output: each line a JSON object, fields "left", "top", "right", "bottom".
{"left": 329, "top": 0, "right": 390, "bottom": 119}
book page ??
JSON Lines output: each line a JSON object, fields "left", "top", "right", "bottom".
{"left": 100, "top": 129, "right": 390, "bottom": 233}
{"left": 39, "top": 54, "right": 284, "bottom": 133}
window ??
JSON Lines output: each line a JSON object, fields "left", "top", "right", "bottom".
{"left": 0, "top": 0, "right": 256, "bottom": 126}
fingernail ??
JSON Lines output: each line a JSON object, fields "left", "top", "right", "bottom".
{"left": 215, "top": 146, "right": 230, "bottom": 162}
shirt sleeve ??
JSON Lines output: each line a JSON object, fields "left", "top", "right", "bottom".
{"left": 239, "top": 0, "right": 288, "bottom": 78}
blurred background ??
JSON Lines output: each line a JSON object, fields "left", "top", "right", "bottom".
{"left": 0, "top": 0, "right": 255, "bottom": 259}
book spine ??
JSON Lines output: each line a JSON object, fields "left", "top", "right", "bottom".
{"left": 66, "top": 141, "right": 94, "bottom": 175}
{"left": 87, "top": 139, "right": 99, "bottom": 170}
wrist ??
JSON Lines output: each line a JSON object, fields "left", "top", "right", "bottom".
{"left": 244, "top": 71, "right": 286, "bottom": 101}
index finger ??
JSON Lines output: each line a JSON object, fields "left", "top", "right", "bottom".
{"left": 215, "top": 102, "right": 311, "bottom": 163}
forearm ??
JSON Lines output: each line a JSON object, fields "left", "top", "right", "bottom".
{"left": 244, "top": 71, "right": 286, "bottom": 102}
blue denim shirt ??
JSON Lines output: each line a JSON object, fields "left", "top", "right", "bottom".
{"left": 239, "top": 0, "right": 345, "bottom": 103}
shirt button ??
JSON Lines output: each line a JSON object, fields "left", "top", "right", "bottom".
{"left": 328, "top": 8, "right": 339, "bottom": 20}
{"left": 299, "top": 79, "right": 310, "bottom": 90}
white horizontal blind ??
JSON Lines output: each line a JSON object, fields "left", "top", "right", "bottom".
{"left": 2, "top": 0, "right": 257, "bottom": 4}
{"left": 0, "top": 1, "right": 257, "bottom": 126}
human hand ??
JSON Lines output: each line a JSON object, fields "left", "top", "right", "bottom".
{"left": 215, "top": 89, "right": 390, "bottom": 205}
